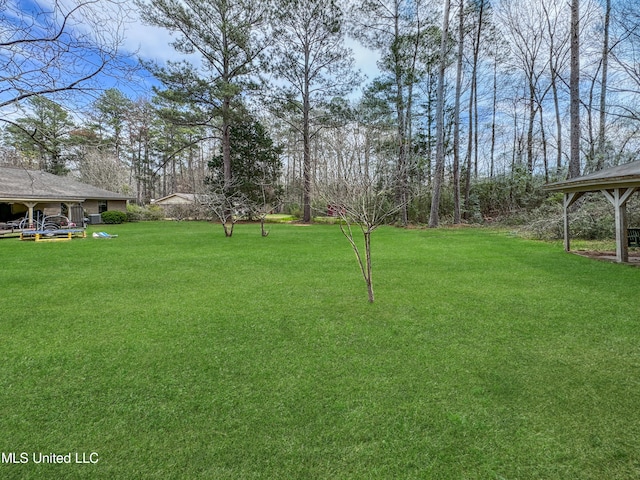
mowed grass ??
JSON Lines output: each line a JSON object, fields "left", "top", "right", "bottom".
{"left": 1, "top": 222, "right": 639, "bottom": 479}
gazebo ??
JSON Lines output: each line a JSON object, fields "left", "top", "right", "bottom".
{"left": 544, "top": 160, "right": 640, "bottom": 263}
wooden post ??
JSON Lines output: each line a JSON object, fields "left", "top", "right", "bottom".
{"left": 25, "top": 202, "right": 37, "bottom": 228}
{"left": 601, "top": 187, "right": 636, "bottom": 263}
{"left": 563, "top": 192, "right": 582, "bottom": 252}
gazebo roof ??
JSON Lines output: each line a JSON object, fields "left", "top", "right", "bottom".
{"left": 544, "top": 160, "right": 640, "bottom": 263}
{"left": 544, "top": 160, "right": 640, "bottom": 193}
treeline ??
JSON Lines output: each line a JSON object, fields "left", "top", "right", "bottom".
{"left": 2, "top": 0, "right": 640, "bottom": 225}
{"left": 1, "top": 92, "right": 213, "bottom": 204}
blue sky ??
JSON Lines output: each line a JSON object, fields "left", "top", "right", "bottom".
{"left": 119, "top": 8, "right": 381, "bottom": 95}
{"left": 3, "top": 0, "right": 380, "bottom": 112}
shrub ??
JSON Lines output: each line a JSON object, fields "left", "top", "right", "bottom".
{"left": 516, "top": 193, "right": 619, "bottom": 241}
{"left": 284, "top": 203, "right": 302, "bottom": 218}
{"left": 126, "top": 203, "right": 145, "bottom": 222}
{"left": 126, "top": 204, "right": 166, "bottom": 222}
{"left": 101, "top": 210, "right": 127, "bottom": 224}
{"left": 144, "top": 205, "right": 166, "bottom": 221}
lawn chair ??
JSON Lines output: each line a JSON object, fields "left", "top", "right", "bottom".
{"left": 92, "top": 231, "right": 118, "bottom": 238}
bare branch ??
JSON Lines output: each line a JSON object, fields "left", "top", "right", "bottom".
{"left": 0, "top": 0, "right": 135, "bottom": 117}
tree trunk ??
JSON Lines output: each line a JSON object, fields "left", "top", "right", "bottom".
{"left": 222, "top": 97, "right": 232, "bottom": 188}
{"left": 429, "top": 0, "right": 451, "bottom": 228}
{"left": 452, "top": 0, "right": 464, "bottom": 225}
{"left": 490, "top": 50, "right": 497, "bottom": 178}
{"left": 544, "top": 3, "right": 564, "bottom": 179}
{"left": 364, "top": 229, "right": 374, "bottom": 303}
{"left": 472, "top": 1, "right": 484, "bottom": 180}
{"left": 597, "top": 0, "right": 611, "bottom": 171}
{"left": 303, "top": 49, "right": 312, "bottom": 223}
{"left": 463, "top": 78, "right": 474, "bottom": 218}
{"left": 527, "top": 82, "right": 535, "bottom": 175}
{"left": 393, "top": 3, "right": 409, "bottom": 227}
{"left": 569, "top": 0, "right": 581, "bottom": 179}
{"left": 552, "top": 72, "right": 563, "bottom": 177}
{"left": 540, "top": 106, "right": 549, "bottom": 183}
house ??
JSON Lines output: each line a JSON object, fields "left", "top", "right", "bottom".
{"left": 151, "top": 193, "right": 202, "bottom": 207}
{"left": 151, "top": 193, "right": 211, "bottom": 218}
{"left": 0, "top": 166, "right": 132, "bottom": 227}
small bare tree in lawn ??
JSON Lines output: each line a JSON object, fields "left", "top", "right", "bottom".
{"left": 205, "top": 177, "right": 248, "bottom": 237}
{"left": 320, "top": 164, "right": 402, "bottom": 303}
{"left": 249, "top": 182, "right": 282, "bottom": 237}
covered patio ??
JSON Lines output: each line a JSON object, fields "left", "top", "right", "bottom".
{"left": 544, "top": 160, "right": 640, "bottom": 263}
{"left": 0, "top": 166, "right": 131, "bottom": 231}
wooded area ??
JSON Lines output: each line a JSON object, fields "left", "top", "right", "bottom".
{"left": 2, "top": 0, "right": 640, "bottom": 226}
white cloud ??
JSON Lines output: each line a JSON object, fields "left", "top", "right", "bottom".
{"left": 347, "top": 38, "right": 381, "bottom": 83}
{"left": 121, "top": 16, "right": 184, "bottom": 63}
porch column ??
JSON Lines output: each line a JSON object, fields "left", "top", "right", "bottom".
{"left": 24, "top": 202, "right": 37, "bottom": 229}
{"left": 601, "top": 187, "right": 637, "bottom": 263}
{"left": 563, "top": 192, "right": 583, "bottom": 252}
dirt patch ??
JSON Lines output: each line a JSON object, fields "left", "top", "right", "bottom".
{"left": 573, "top": 250, "right": 640, "bottom": 265}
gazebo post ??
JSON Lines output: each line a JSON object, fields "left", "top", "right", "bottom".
{"left": 545, "top": 161, "right": 640, "bottom": 263}
{"left": 563, "top": 192, "right": 582, "bottom": 252}
{"left": 601, "top": 187, "right": 636, "bottom": 263}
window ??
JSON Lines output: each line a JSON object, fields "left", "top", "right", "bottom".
{"left": 98, "top": 201, "right": 108, "bottom": 213}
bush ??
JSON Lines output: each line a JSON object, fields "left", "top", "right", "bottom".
{"left": 284, "top": 203, "right": 302, "bottom": 218}
{"left": 101, "top": 210, "right": 127, "bottom": 224}
{"left": 144, "top": 204, "right": 167, "bottom": 221}
{"left": 516, "top": 194, "right": 618, "bottom": 241}
{"left": 125, "top": 203, "right": 145, "bottom": 222}
{"left": 471, "top": 171, "right": 549, "bottom": 219}
{"left": 126, "top": 204, "right": 166, "bottom": 222}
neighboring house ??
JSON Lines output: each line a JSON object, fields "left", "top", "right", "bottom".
{"left": 151, "top": 193, "right": 211, "bottom": 220}
{"left": 151, "top": 193, "right": 202, "bottom": 207}
{"left": 0, "top": 166, "right": 132, "bottom": 226}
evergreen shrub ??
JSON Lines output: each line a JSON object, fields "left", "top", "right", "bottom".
{"left": 101, "top": 210, "right": 127, "bottom": 224}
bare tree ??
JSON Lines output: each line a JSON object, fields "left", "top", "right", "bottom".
{"left": 569, "top": 0, "right": 581, "bottom": 178}
{"left": 269, "top": 0, "right": 360, "bottom": 223}
{"left": 429, "top": 0, "right": 451, "bottom": 228}
{"left": 541, "top": 0, "right": 571, "bottom": 178}
{"left": 596, "top": 0, "right": 611, "bottom": 170}
{"left": 351, "top": 0, "right": 437, "bottom": 226}
{"left": 75, "top": 149, "right": 129, "bottom": 193}
{"left": 496, "top": 0, "right": 549, "bottom": 176}
{"left": 205, "top": 178, "right": 249, "bottom": 237}
{"left": 250, "top": 182, "right": 282, "bottom": 237}
{"left": 0, "top": 0, "right": 132, "bottom": 117}
{"left": 462, "top": 0, "right": 488, "bottom": 217}
{"left": 320, "top": 170, "right": 401, "bottom": 303}
{"left": 316, "top": 116, "right": 402, "bottom": 303}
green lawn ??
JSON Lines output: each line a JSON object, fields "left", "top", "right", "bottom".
{"left": 1, "top": 222, "right": 639, "bottom": 479}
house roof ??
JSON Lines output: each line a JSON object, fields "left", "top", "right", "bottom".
{"left": 152, "top": 193, "right": 198, "bottom": 204}
{"left": 152, "top": 193, "right": 209, "bottom": 205}
{"left": 544, "top": 161, "right": 640, "bottom": 193}
{"left": 0, "top": 166, "right": 132, "bottom": 203}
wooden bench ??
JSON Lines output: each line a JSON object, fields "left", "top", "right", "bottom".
{"left": 628, "top": 228, "right": 640, "bottom": 247}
